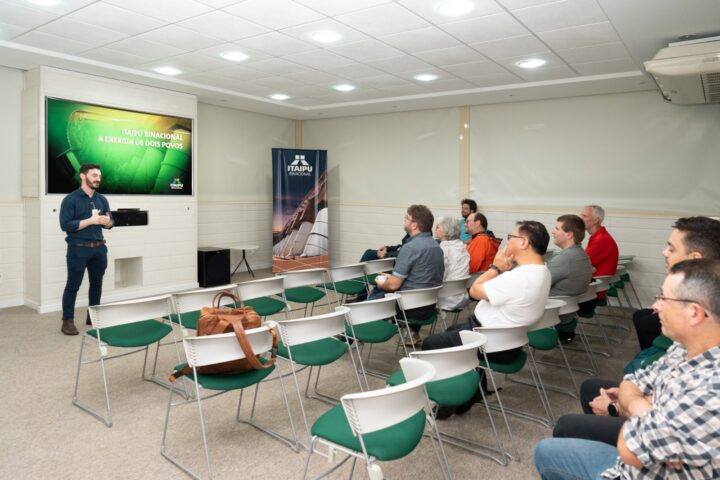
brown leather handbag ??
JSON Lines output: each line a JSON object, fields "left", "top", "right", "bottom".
{"left": 170, "top": 290, "right": 277, "bottom": 381}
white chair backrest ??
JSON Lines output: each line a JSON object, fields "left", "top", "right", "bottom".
{"left": 410, "top": 330, "right": 486, "bottom": 381}
{"left": 183, "top": 326, "right": 274, "bottom": 368}
{"left": 438, "top": 276, "right": 471, "bottom": 299}
{"left": 396, "top": 286, "right": 443, "bottom": 311}
{"left": 276, "top": 307, "right": 349, "bottom": 347}
{"left": 473, "top": 325, "right": 529, "bottom": 354}
{"left": 328, "top": 264, "right": 367, "bottom": 283}
{"left": 592, "top": 276, "right": 616, "bottom": 293}
{"left": 363, "top": 258, "right": 395, "bottom": 276}
{"left": 89, "top": 294, "right": 173, "bottom": 329}
{"left": 549, "top": 295, "right": 580, "bottom": 315}
{"left": 341, "top": 294, "right": 399, "bottom": 326}
{"left": 341, "top": 358, "right": 434, "bottom": 436}
{"left": 280, "top": 268, "right": 327, "bottom": 289}
{"left": 530, "top": 299, "right": 567, "bottom": 331}
{"left": 577, "top": 284, "right": 597, "bottom": 303}
{"left": 172, "top": 284, "right": 237, "bottom": 315}
{"left": 618, "top": 255, "right": 635, "bottom": 266}
{"left": 236, "top": 276, "right": 286, "bottom": 301}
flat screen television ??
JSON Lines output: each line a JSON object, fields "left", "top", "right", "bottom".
{"left": 46, "top": 97, "right": 193, "bottom": 195}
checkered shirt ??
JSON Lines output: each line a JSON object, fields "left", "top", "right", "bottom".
{"left": 602, "top": 343, "right": 720, "bottom": 479}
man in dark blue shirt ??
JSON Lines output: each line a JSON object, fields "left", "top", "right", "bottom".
{"left": 59, "top": 163, "right": 113, "bottom": 335}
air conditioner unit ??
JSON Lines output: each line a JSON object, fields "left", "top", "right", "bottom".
{"left": 644, "top": 40, "right": 720, "bottom": 104}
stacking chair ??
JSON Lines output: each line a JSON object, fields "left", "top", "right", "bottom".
{"left": 302, "top": 358, "right": 452, "bottom": 480}
{"left": 323, "top": 263, "right": 369, "bottom": 305}
{"left": 281, "top": 268, "right": 331, "bottom": 317}
{"left": 73, "top": 294, "right": 178, "bottom": 427}
{"left": 617, "top": 256, "right": 642, "bottom": 308}
{"left": 362, "top": 258, "right": 395, "bottom": 287}
{"left": 437, "top": 276, "right": 471, "bottom": 326}
{"left": 161, "top": 325, "right": 297, "bottom": 480}
{"left": 575, "top": 280, "right": 614, "bottom": 357}
{"left": 236, "top": 276, "right": 288, "bottom": 319}
{"left": 547, "top": 295, "right": 598, "bottom": 375}
{"left": 342, "top": 294, "right": 406, "bottom": 383}
{"left": 170, "top": 284, "right": 238, "bottom": 335}
{"left": 276, "top": 307, "right": 362, "bottom": 445}
{"left": 395, "top": 286, "right": 443, "bottom": 351}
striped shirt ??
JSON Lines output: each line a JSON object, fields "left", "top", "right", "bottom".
{"left": 602, "top": 343, "right": 720, "bottom": 479}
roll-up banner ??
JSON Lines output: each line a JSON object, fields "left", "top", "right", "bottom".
{"left": 272, "top": 148, "right": 328, "bottom": 272}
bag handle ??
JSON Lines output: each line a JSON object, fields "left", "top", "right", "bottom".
{"left": 212, "top": 290, "right": 242, "bottom": 308}
{"left": 228, "top": 319, "right": 275, "bottom": 370}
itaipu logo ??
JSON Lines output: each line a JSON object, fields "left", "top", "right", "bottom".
{"left": 288, "top": 155, "right": 312, "bottom": 176}
{"left": 169, "top": 178, "right": 184, "bottom": 190}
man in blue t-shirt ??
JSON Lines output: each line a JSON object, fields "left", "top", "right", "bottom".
{"left": 460, "top": 198, "right": 477, "bottom": 245}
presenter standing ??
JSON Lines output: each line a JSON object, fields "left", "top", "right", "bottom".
{"left": 59, "top": 163, "right": 113, "bottom": 335}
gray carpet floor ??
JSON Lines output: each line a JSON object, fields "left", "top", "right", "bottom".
{"left": 1, "top": 270, "right": 638, "bottom": 479}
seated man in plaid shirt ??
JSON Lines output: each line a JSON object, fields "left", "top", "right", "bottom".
{"left": 534, "top": 258, "right": 720, "bottom": 479}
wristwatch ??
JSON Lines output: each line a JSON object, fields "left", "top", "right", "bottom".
{"left": 607, "top": 402, "right": 619, "bottom": 417}
{"left": 488, "top": 264, "right": 501, "bottom": 274}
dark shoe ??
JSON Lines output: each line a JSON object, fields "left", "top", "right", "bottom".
{"left": 559, "top": 332, "right": 575, "bottom": 344}
{"left": 86, "top": 311, "right": 92, "bottom": 326}
{"left": 454, "top": 387, "right": 481, "bottom": 415}
{"left": 61, "top": 320, "right": 79, "bottom": 336}
{"left": 434, "top": 405, "right": 456, "bottom": 420}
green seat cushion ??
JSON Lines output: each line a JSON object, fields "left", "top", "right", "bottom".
{"left": 244, "top": 297, "right": 286, "bottom": 317}
{"left": 479, "top": 350, "right": 527, "bottom": 374}
{"left": 640, "top": 349, "right": 666, "bottom": 369}
{"left": 652, "top": 334, "right": 673, "bottom": 351}
{"left": 387, "top": 369, "right": 480, "bottom": 407}
{"left": 322, "top": 279, "right": 367, "bottom": 296}
{"left": 406, "top": 311, "right": 437, "bottom": 327}
{"left": 596, "top": 297, "right": 608, "bottom": 307}
{"left": 528, "top": 328, "right": 558, "bottom": 350}
{"left": 87, "top": 319, "right": 172, "bottom": 347}
{"left": 555, "top": 318, "right": 577, "bottom": 333}
{"left": 606, "top": 286, "right": 618, "bottom": 297}
{"left": 311, "top": 404, "right": 426, "bottom": 461}
{"left": 167, "top": 310, "right": 200, "bottom": 330}
{"left": 175, "top": 358, "right": 275, "bottom": 391}
{"left": 620, "top": 273, "right": 630, "bottom": 282}
{"left": 285, "top": 286, "right": 326, "bottom": 304}
{"left": 346, "top": 320, "right": 396, "bottom": 343}
{"left": 612, "top": 281, "right": 625, "bottom": 289}
{"left": 277, "top": 338, "right": 348, "bottom": 366}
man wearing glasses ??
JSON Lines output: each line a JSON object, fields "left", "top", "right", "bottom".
{"left": 535, "top": 258, "right": 720, "bottom": 479}
{"left": 59, "top": 163, "right": 113, "bottom": 336}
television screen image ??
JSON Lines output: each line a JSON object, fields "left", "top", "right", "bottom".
{"left": 46, "top": 98, "right": 193, "bottom": 195}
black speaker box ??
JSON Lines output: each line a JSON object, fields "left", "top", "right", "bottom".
{"left": 111, "top": 209, "right": 149, "bottom": 226}
{"left": 198, "top": 247, "right": 230, "bottom": 287}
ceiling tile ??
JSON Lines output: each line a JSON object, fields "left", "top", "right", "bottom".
{"left": 161, "top": 52, "right": 231, "bottom": 71}
{"left": 465, "top": 71, "right": 524, "bottom": 87}
{"left": 81, "top": 47, "right": 152, "bottom": 67}
{"left": 177, "top": 11, "right": 270, "bottom": 42}
{"left": 497, "top": 0, "right": 562, "bottom": 9}
{"left": 293, "top": 0, "right": 393, "bottom": 16}
{"left": 13, "top": 31, "right": 94, "bottom": 54}
{"left": 499, "top": 51, "right": 569, "bottom": 75}
{"left": 571, "top": 58, "right": 640, "bottom": 76}
{"left": 441, "top": 12, "right": 530, "bottom": 44}
{"left": 0, "top": 21, "right": 28, "bottom": 40}
{"left": 537, "top": 21, "right": 620, "bottom": 50}
{"left": 194, "top": 0, "right": 243, "bottom": 7}
{"left": 102, "top": 37, "right": 187, "bottom": 61}
{"left": 0, "top": 2, "right": 57, "bottom": 29}
{"left": 439, "top": 60, "right": 511, "bottom": 77}
{"left": 284, "top": 84, "right": 337, "bottom": 97}
{"left": 103, "top": 0, "right": 213, "bottom": 22}
{"left": 515, "top": 64, "right": 577, "bottom": 81}
{"left": 368, "top": 55, "right": 435, "bottom": 74}
{"left": 413, "top": 45, "right": 488, "bottom": 67}
{"left": 330, "top": 62, "right": 386, "bottom": 80}
{"left": 137, "top": 25, "right": 223, "bottom": 52}
{"left": 471, "top": 34, "right": 550, "bottom": 60}
{"left": 195, "top": 43, "right": 271, "bottom": 63}
{"left": 280, "top": 18, "right": 369, "bottom": 47}
{"left": 36, "top": 18, "right": 127, "bottom": 46}
{"left": 511, "top": 0, "right": 608, "bottom": 33}
{"left": 68, "top": 3, "right": 165, "bottom": 36}
{"left": 244, "top": 58, "right": 310, "bottom": 76}
{"left": 248, "top": 76, "right": 308, "bottom": 90}
{"left": 223, "top": 0, "right": 324, "bottom": 30}
{"left": 2, "top": 0, "right": 96, "bottom": 15}
{"left": 372, "top": 84, "right": 431, "bottom": 97}
{"left": 335, "top": 3, "right": 430, "bottom": 37}
{"left": 379, "top": 26, "right": 461, "bottom": 54}
{"left": 136, "top": 59, "right": 198, "bottom": 76}
{"left": 282, "top": 69, "right": 344, "bottom": 85}
{"left": 282, "top": 50, "right": 356, "bottom": 70}
{"left": 328, "top": 39, "right": 405, "bottom": 62}
{"left": 556, "top": 41, "right": 634, "bottom": 64}
{"left": 357, "top": 74, "right": 411, "bottom": 88}
{"left": 398, "top": 0, "right": 503, "bottom": 25}
{"left": 233, "top": 32, "right": 316, "bottom": 57}
{"left": 421, "top": 77, "right": 477, "bottom": 91}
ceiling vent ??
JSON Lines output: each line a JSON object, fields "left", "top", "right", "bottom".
{"left": 644, "top": 39, "right": 720, "bottom": 104}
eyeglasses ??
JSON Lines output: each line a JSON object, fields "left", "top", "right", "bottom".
{"left": 653, "top": 295, "right": 699, "bottom": 305}
{"left": 506, "top": 234, "right": 524, "bottom": 241}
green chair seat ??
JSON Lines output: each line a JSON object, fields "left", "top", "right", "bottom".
{"left": 87, "top": 319, "right": 172, "bottom": 347}
{"left": 277, "top": 338, "right": 348, "bottom": 366}
{"left": 555, "top": 318, "right": 577, "bottom": 333}
{"left": 174, "top": 358, "right": 275, "bottom": 391}
{"left": 612, "top": 281, "right": 625, "bottom": 289}
{"left": 606, "top": 286, "right": 618, "bottom": 297}
{"left": 620, "top": 273, "right": 630, "bottom": 282}
{"left": 346, "top": 319, "right": 396, "bottom": 343}
{"left": 596, "top": 297, "right": 608, "bottom": 307}
{"left": 479, "top": 350, "right": 527, "bottom": 374}
{"left": 640, "top": 349, "right": 666, "bottom": 369}
{"left": 311, "top": 403, "right": 426, "bottom": 461}
{"left": 166, "top": 310, "right": 200, "bottom": 330}
{"left": 406, "top": 311, "right": 437, "bottom": 327}
{"left": 322, "top": 279, "right": 367, "bottom": 296}
{"left": 387, "top": 369, "right": 480, "bottom": 407}
{"left": 652, "top": 334, "right": 673, "bottom": 351}
{"left": 285, "top": 286, "right": 326, "bottom": 304}
{"left": 528, "top": 328, "right": 558, "bottom": 350}
{"left": 244, "top": 297, "right": 286, "bottom": 317}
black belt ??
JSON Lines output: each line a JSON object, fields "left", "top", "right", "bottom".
{"left": 76, "top": 240, "right": 106, "bottom": 247}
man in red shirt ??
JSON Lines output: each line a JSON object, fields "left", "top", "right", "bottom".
{"left": 581, "top": 205, "right": 619, "bottom": 300}
{"left": 466, "top": 212, "right": 501, "bottom": 274}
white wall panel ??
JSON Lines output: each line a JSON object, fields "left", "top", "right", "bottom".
{"left": 0, "top": 67, "right": 23, "bottom": 201}
{"left": 0, "top": 203, "right": 24, "bottom": 308}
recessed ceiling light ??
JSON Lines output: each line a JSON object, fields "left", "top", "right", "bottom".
{"left": 516, "top": 58, "right": 546, "bottom": 69}
{"left": 310, "top": 30, "right": 342, "bottom": 44}
{"left": 414, "top": 73, "right": 438, "bottom": 82}
{"left": 435, "top": 0, "right": 475, "bottom": 17}
{"left": 153, "top": 66, "right": 182, "bottom": 76}
{"left": 26, "top": 0, "right": 61, "bottom": 5}
{"left": 269, "top": 93, "right": 290, "bottom": 101}
{"left": 333, "top": 84, "right": 355, "bottom": 92}
{"left": 221, "top": 51, "right": 249, "bottom": 62}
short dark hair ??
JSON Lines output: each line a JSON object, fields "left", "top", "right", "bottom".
{"left": 517, "top": 220, "right": 550, "bottom": 255}
{"left": 557, "top": 214, "right": 586, "bottom": 245}
{"left": 673, "top": 217, "right": 720, "bottom": 260}
{"left": 79, "top": 163, "right": 101, "bottom": 175}
{"left": 461, "top": 198, "right": 477, "bottom": 213}
{"left": 472, "top": 212, "right": 488, "bottom": 230}
{"left": 407, "top": 205, "right": 434, "bottom": 233}
{"left": 669, "top": 258, "right": 720, "bottom": 320}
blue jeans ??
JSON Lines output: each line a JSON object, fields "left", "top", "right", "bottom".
{"left": 534, "top": 438, "right": 618, "bottom": 480}
{"left": 62, "top": 244, "right": 108, "bottom": 320}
